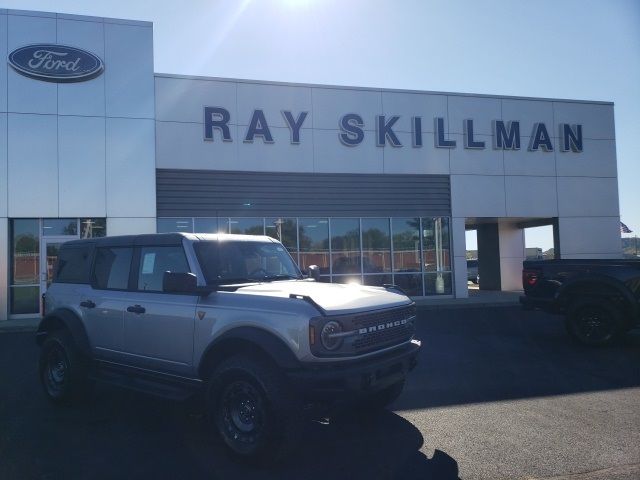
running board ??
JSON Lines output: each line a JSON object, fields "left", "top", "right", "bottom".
{"left": 90, "top": 361, "right": 202, "bottom": 401}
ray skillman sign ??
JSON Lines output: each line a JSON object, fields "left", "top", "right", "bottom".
{"left": 203, "top": 107, "right": 583, "bottom": 153}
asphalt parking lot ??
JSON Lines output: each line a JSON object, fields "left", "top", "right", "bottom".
{"left": 1, "top": 306, "right": 639, "bottom": 480}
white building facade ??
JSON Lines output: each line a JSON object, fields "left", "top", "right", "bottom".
{"left": 0, "top": 10, "right": 621, "bottom": 319}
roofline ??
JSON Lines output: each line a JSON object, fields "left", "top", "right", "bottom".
{"left": 154, "top": 72, "right": 614, "bottom": 106}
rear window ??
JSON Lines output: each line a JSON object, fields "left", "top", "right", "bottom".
{"left": 92, "top": 247, "right": 133, "bottom": 290}
{"left": 55, "top": 246, "right": 93, "bottom": 284}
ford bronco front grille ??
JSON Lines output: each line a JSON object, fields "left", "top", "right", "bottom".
{"left": 351, "top": 305, "right": 416, "bottom": 354}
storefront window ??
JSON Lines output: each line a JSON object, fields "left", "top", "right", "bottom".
{"left": 229, "top": 218, "right": 264, "bottom": 235}
{"left": 43, "top": 218, "right": 77, "bottom": 236}
{"left": 421, "top": 217, "right": 452, "bottom": 294}
{"left": 392, "top": 218, "right": 421, "bottom": 273}
{"left": 157, "top": 218, "right": 193, "bottom": 233}
{"left": 362, "top": 218, "right": 391, "bottom": 274}
{"left": 10, "top": 219, "right": 40, "bottom": 314}
{"left": 154, "top": 215, "right": 452, "bottom": 296}
{"left": 194, "top": 218, "right": 220, "bottom": 233}
{"left": 265, "top": 217, "right": 298, "bottom": 258}
{"left": 298, "top": 218, "right": 329, "bottom": 275}
{"left": 330, "top": 218, "right": 360, "bottom": 275}
{"left": 80, "top": 218, "right": 106, "bottom": 238}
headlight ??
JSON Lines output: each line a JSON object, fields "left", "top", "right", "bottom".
{"left": 321, "top": 321, "right": 343, "bottom": 350}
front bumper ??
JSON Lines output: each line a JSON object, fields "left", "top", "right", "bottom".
{"left": 286, "top": 339, "right": 421, "bottom": 400}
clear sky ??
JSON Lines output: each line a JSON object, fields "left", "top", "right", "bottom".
{"left": 3, "top": 0, "right": 639, "bottom": 250}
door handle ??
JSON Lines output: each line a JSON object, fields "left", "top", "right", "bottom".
{"left": 80, "top": 300, "right": 96, "bottom": 309}
{"left": 127, "top": 305, "right": 146, "bottom": 314}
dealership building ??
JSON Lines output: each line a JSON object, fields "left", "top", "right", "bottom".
{"left": 0, "top": 9, "right": 622, "bottom": 320}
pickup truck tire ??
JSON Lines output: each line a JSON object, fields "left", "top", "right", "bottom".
{"left": 207, "top": 354, "right": 303, "bottom": 464}
{"left": 565, "top": 298, "right": 624, "bottom": 347}
{"left": 39, "top": 330, "right": 91, "bottom": 405}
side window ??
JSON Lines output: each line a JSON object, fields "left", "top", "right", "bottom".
{"left": 56, "top": 246, "right": 93, "bottom": 284}
{"left": 137, "top": 246, "right": 190, "bottom": 292}
{"left": 92, "top": 247, "right": 133, "bottom": 290}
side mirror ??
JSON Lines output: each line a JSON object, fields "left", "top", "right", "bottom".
{"left": 307, "top": 265, "right": 320, "bottom": 281}
{"left": 163, "top": 271, "right": 198, "bottom": 294}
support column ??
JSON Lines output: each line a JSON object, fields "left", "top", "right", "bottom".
{"left": 498, "top": 222, "right": 525, "bottom": 291}
{"left": 477, "top": 224, "right": 501, "bottom": 290}
{"left": 0, "top": 218, "right": 8, "bottom": 321}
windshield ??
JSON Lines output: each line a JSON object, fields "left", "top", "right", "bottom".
{"left": 194, "top": 240, "right": 302, "bottom": 285}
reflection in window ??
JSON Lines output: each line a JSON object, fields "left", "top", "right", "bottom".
{"left": 229, "top": 218, "right": 264, "bottom": 235}
{"left": 392, "top": 218, "right": 421, "bottom": 273}
{"left": 298, "top": 218, "right": 329, "bottom": 275}
{"left": 43, "top": 218, "right": 77, "bottom": 236}
{"left": 362, "top": 218, "right": 391, "bottom": 274}
{"left": 11, "top": 219, "right": 39, "bottom": 286}
{"left": 10, "top": 219, "right": 40, "bottom": 314}
{"left": 331, "top": 218, "right": 360, "bottom": 275}
{"left": 422, "top": 217, "right": 451, "bottom": 272}
{"left": 363, "top": 274, "right": 393, "bottom": 287}
{"left": 80, "top": 218, "right": 106, "bottom": 238}
{"left": 424, "top": 272, "right": 452, "bottom": 295}
{"left": 194, "top": 218, "right": 219, "bottom": 234}
{"left": 265, "top": 217, "right": 298, "bottom": 259}
{"left": 157, "top": 218, "right": 193, "bottom": 233}
{"left": 394, "top": 274, "right": 423, "bottom": 297}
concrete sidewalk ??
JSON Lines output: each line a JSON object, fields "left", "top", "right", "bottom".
{"left": 415, "top": 289, "right": 522, "bottom": 310}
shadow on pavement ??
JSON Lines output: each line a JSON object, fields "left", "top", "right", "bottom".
{"left": 2, "top": 305, "right": 639, "bottom": 479}
{"left": 0, "top": 378, "right": 460, "bottom": 479}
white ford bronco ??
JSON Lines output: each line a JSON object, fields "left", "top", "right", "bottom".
{"left": 38, "top": 233, "right": 421, "bottom": 462}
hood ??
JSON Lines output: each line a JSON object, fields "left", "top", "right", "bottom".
{"left": 232, "top": 280, "right": 412, "bottom": 315}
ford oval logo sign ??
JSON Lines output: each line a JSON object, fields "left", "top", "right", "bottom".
{"left": 8, "top": 44, "right": 104, "bottom": 83}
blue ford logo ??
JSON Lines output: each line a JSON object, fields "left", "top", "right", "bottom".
{"left": 8, "top": 44, "right": 104, "bottom": 83}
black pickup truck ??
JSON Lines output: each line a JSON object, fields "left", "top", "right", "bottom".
{"left": 520, "top": 259, "right": 640, "bottom": 346}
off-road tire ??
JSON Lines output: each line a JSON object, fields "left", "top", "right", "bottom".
{"left": 39, "top": 330, "right": 91, "bottom": 405}
{"left": 206, "top": 354, "right": 303, "bottom": 464}
{"left": 565, "top": 298, "right": 624, "bottom": 347}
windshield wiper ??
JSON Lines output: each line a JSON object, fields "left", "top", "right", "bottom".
{"left": 259, "top": 274, "right": 301, "bottom": 281}
{"left": 215, "top": 278, "right": 255, "bottom": 285}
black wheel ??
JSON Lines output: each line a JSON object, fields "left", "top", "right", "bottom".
{"left": 361, "top": 380, "right": 405, "bottom": 411}
{"left": 565, "top": 299, "right": 624, "bottom": 347}
{"left": 39, "top": 330, "right": 91, "bottom": 405}
{"left": 207, "top": 355, "right": 303, "bottom": 464}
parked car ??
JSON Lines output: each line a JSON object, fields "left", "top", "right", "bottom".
{"left": 467, "top": 259, "right": 479, "bottom": 284}
{"left": 37, "top": 233, "right": 421, "bottom": 463}
{"left": 520, "top": 258, "right": 640, "bottom": 346}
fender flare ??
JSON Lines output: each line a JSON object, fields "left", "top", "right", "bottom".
{"left": 557, "top": 274, "right": 637, "bottom": 317}
{"left": 36, "top": 308, "right": 92, "bottom": 357}
{"left": 198, "top": 326, "right": 300, "bottom": 378}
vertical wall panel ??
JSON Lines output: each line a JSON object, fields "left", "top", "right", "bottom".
{"left": 7, "top": 14, "right": 57, "bottom": 114}
{"left": 104, "top": 22, "right": 154, "bottom": 119}
{"left": 58, "top": 116, "right": 106, "bottom": 217}
{"left": 106, "top": 118, "right": 156, "bottom": 217}
{"left": 0, "top": 114, "right": 7, "bottom": 217}
{"left": 0, "top": 14, "right": 8, "bottom": 112}
{"left": 8, "top": 113, "right": 58, "bottom": 217}
{"left": 57, "top": 18, "right": 105, "bottom": 117}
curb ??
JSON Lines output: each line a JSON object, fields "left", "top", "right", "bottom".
{"left": 415, "top": 302, "right": 520, "bottom": 311}
{"left": 0, "top": 319, "right": 40, "bottom": 334}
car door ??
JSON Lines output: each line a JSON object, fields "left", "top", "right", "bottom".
{"left": 121, "top": 243, "right": 198, "bottom": 376}
{"left": 81, "top": 246, "right": 134, "bottom": 362}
